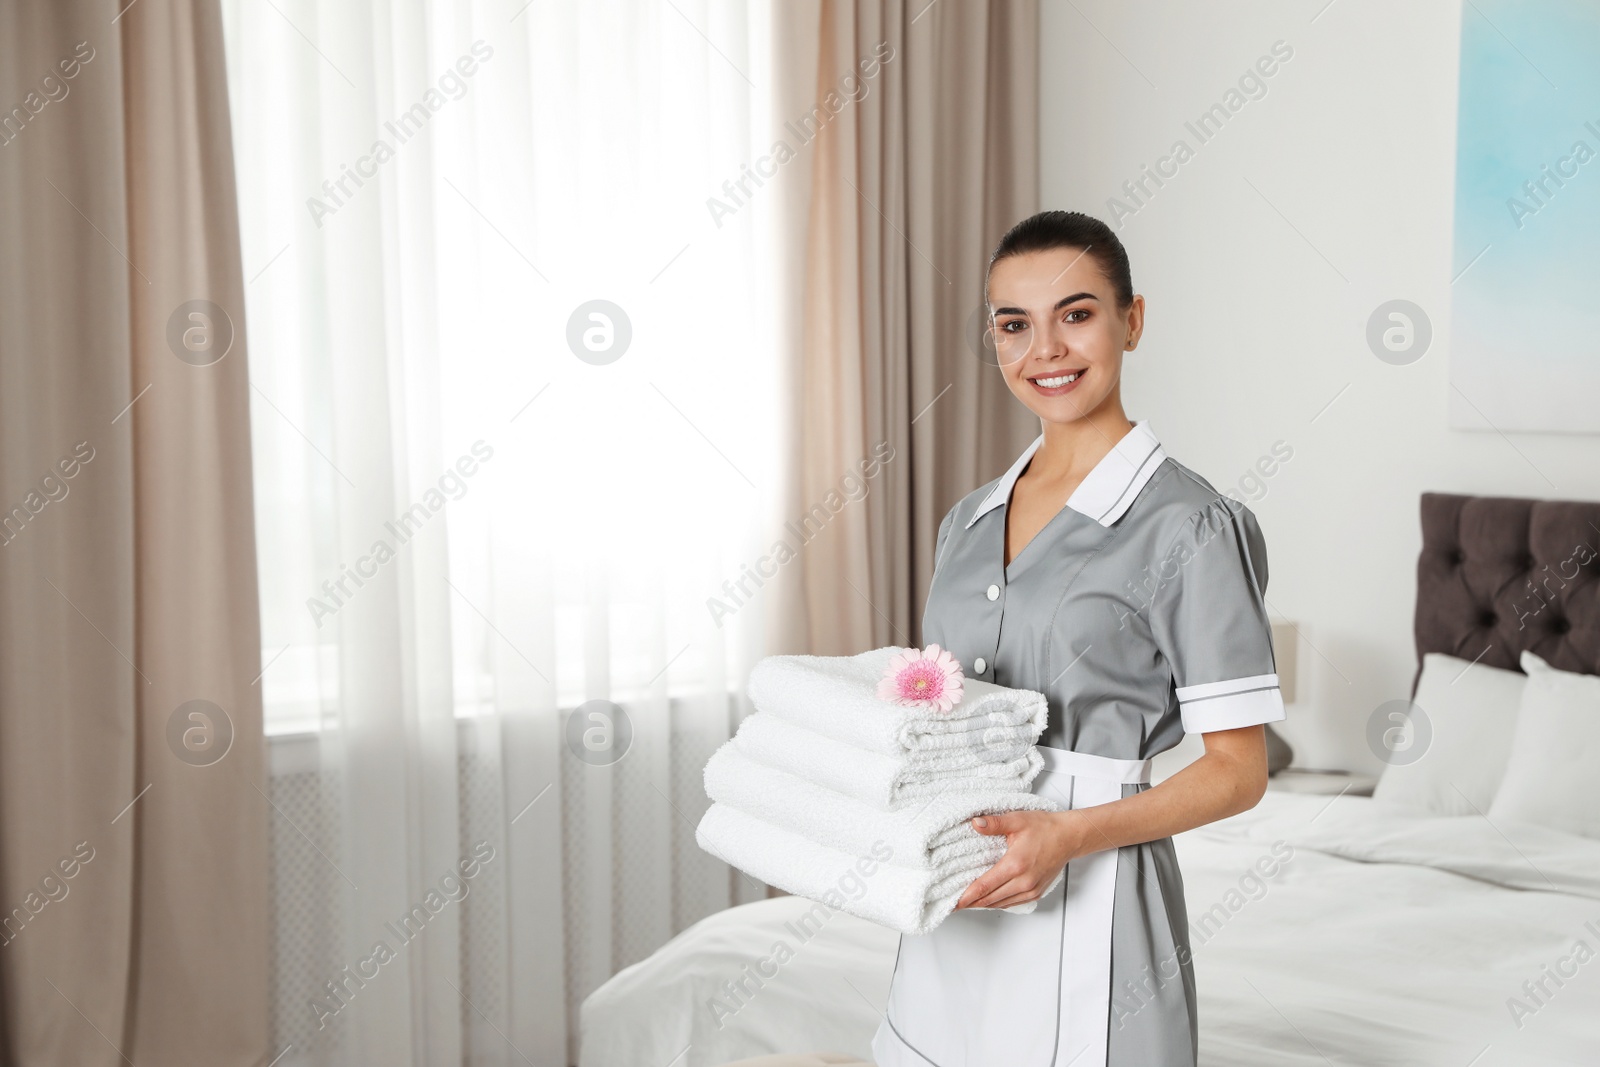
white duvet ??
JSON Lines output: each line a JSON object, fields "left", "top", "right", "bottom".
{"left": 1179, "top": 792, "right": 1600, "bottom": 1066}
{"left": 580, "top": 792, "right": 1600, "bottom": 1067}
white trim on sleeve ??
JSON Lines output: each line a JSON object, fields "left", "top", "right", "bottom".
{"left": 1176, "top": 674, "right": 1285, "bottom": 733}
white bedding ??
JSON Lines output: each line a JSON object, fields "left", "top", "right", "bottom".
{"left": 1179, "top": 792, "right": 1600, "bottom": 1066}
{"left": 578, "top": 894, "right": 899, "bottom": 1067}
{"left": 580, "top": 791, "right": 1600, "bottom": 1067}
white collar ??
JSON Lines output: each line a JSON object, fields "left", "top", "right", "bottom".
{"left": 964, "top": 420, "right": 1167, "bottom": 530}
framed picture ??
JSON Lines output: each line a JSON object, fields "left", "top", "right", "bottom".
{"left": 1449, "top": 0, "right": 1600, "bottom": 433}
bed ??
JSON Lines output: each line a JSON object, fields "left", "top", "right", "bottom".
{"left": 580, "top": 493, "right": 1600, "bottom": 1066}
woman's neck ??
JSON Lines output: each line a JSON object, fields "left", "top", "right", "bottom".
{"left": 1032, "top": 405, "right": 1136, "bottom": 483}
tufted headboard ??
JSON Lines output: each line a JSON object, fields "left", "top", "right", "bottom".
{"left": 1414, "top": 492, "right": 1600, "bottom": 694}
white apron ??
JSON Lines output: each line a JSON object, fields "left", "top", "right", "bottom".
{"left": 870, "top": 745, "right": 1153, "bottom": 1067}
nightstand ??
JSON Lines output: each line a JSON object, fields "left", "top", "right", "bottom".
{"left": 1266, "top": 768, "right": 1378, "bottom": 797}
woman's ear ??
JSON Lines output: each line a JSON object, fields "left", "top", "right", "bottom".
{"left": 1123, "top": 294, "right": 1145, "bottom": 350}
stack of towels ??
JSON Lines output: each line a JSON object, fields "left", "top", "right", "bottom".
{"left": 695, "top": 646, "right": 1062, "bottom": 936}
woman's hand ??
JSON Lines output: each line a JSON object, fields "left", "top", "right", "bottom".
{"left": 952, "top": 727, "right": 1272, "bottom": 912}
{"left": 953, "top": 809, "right": 1086, "bottom": 911}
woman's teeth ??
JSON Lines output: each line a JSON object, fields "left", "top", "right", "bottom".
{"left": 1033, "top": 372, "right": 1081, "bottom": 387}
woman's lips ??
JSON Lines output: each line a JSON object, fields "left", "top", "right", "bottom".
{"left": 1027, "top": 369, "right": 1086, "bottom": 397}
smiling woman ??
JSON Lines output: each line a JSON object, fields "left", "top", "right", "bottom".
{"left": 982, "top": 213, "right": 1147, "bottom": 567}
{"left": 987, "top": 212, "right": 1138, "bottom": 419}
{"left": 872, "top": 211, "right": 1283, "bottom": 1067}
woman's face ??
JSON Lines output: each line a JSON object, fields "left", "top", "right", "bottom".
{"left": 985, "top": 246, "right": 1143, "bottom": 426}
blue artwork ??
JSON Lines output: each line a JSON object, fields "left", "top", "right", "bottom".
{"left": 1450, "top": 0, "right": 1600, "bottom": 433}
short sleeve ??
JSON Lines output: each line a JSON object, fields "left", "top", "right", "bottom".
{"left": 1148, "top": 499, "right": 1285, "bottom": 733}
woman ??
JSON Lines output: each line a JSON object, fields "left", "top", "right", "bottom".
{"left": 870, "top": 211, "right": 1283, "bottom": 1067}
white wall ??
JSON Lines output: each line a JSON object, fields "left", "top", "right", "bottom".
{"left": 1039, "top": 0, "right": 1600, "bottom": 773}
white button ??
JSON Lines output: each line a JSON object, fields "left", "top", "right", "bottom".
{"left": 986, "top": 584, "right": 1000, "bottom": 601}
{"left": 974, "top": 657, "right": 987, "bottom": 674}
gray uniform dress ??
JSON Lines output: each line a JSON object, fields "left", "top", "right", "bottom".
{"left": 870, "top": 420, "right": 1285, "bottom": 1067}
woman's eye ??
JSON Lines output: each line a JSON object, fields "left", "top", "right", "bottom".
{"left": 1065, "top": 309, "right": 1089, "bottom": 323}
{"left": 999, "top": 320, "right": 1025, "bottom": 333}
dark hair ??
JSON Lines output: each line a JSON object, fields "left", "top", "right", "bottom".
{"left": 985, "top": 210, "right": 1134, "bottom": 310}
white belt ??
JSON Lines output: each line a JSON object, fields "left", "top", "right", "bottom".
{"left": 1037, "top": 744, "right": 1152, "bottom": 785}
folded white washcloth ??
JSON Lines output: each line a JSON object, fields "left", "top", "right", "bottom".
{"left": 746, "top": 646, "right": 1049, "bottom": 756}
{"left": 732, "top": 712, "right": 1045, "bottom": 811}
{"left": 881, "top": 719, "right": 1042, "bottom": 756}
{"left": 892, "top": 763, "right": 1045, "bottom": 805}
{"left": 695, "top": 802, "right": 1065, "bottom": 936}
{"left": 703, "top": 738, "right": 1061, "bottom": 882}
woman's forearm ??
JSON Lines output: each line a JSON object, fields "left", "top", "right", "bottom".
{"left": 1054, "top": 729, "right": 1268, "bottom": 857}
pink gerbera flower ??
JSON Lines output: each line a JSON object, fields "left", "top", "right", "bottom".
{"left": 876, "top": 644, "right": 965, "bottom": 713}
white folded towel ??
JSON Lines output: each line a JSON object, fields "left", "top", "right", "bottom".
{"left": 706, "top": 741, "right": 1045, "bottom": 864}
{"left": 746, "top": 646, "right": 1048, "bottom": 756}
{"left": 698, "top": 741, "right": 1065, "bottom": 934}
{"left": 696, "top": 802, "right": 1065, "bottom": 936}
{"left": 733, "top": 711, "right": 1045, "bottom": 810}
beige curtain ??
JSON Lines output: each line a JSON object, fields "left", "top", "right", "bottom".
{"left": 0, "top": 2, "right": 268, "bottom": 1065}
{"left": 781, "top": 0, "right": 1042, "bottom": 656}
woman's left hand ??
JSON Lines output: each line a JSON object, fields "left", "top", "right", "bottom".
{"left": 954, "top": 809, "right": 1086, "bottom": 910}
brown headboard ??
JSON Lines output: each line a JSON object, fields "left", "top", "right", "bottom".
{"left": 1414, "top": 492, "right": 1600, "bottom": 694}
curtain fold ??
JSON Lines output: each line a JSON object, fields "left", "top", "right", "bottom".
{"left": 791, "top": 0, "right": 1042, "bottom": 655}
{"left": 123, "top": 1, "right": 271, "bottom": 1061}
{"left": 0, "top": 1, "right": 269, "bottom": 1064}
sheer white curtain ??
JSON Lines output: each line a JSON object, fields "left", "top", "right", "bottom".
{"left": 220, "top": 1, "right": 793, "bottom": 1063}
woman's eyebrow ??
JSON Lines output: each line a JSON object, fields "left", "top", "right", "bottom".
{"left": 991, "top": 292, "right": 1099, "bottom": 317}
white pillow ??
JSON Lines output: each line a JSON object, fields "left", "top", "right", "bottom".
{"left": 1486, "top": 652, "right": 1600, "bottom": 838}
{"left": 1371, "top": 652, "right": 1526, "bottom": 816}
